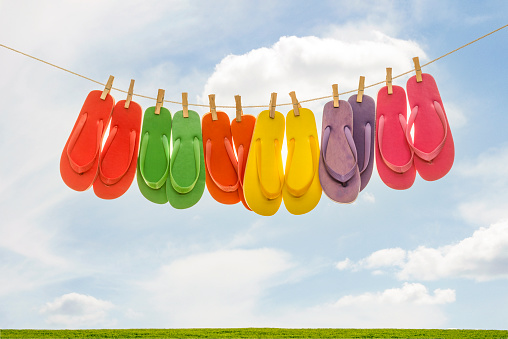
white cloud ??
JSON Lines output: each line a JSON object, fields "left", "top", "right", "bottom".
{"left": 39, "top": 293, "right": 115, "bottom": 328}
{"left": 338, "top": 221, "right": 508, "bottom": 281}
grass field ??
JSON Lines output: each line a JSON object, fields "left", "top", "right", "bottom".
{"left": 1, "top": 328, "right": 507, "bottom": 338}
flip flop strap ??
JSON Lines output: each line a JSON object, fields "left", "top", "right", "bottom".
{"left": 139, "top": 132, "right": 170, "bottom": 189}
{"left": 284, "top": 135, "right": 318, "bottom": 197}
{"left": 66, "top": 113, "right": 103, "bottom": 174}
{"left": 237, "top": 145, "right": 245, "bottom": 188}
{"left": 358, "top": 123, "right": 372, "bottom": 174}
{"left": 170, "top": 137, "right": 201, "bottom": 194}
{"left": 98, "top": 126, "right": 137, "bottom": 185}
{"left": 255, "top": 138, "right": 284, "bottom": 200}
{"left": 377, "top": 114, "right": 414, "bottom": 174}
{"left": 405, "top": 101, "right": 448, "bottom": 162}
{"left": 321, "top": 126, "right": 358, "bottom": 185}
{"left": 205, "top": 138, "right": 239, "bottom": 192}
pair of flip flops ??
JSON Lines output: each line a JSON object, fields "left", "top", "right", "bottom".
{"left": 376, "top": 73, "right": 454, "bottom": 190}
{"left": 202, "top": 111, "right": 255, "bottom": 210}
{"left": 243, "top": 107, "right": 321, "bottom": 216}
{"left": 60, "top": 90, "right": 142, "bottom": 199}
{"left": 136, "top": 107, "right": 205, "bottom": 208}
{"left": 319, "top": 95, "right": 376, "bottom": 203}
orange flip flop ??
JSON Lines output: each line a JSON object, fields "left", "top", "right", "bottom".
{"left": 231, "top": 114, "right": 256, "bottom": 210}
{"left": 202, "top": 111, "right": 240, "bottom": 204}
{"left": 93, "top": 99, "right": 142, "bottom": 199}
{"left": 60, "top": 90, "right": 114, "bottom": 191}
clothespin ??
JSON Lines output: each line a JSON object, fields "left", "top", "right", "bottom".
{"left": 386, "top": 68, "right": 393, "bottom": 95}
{"left": 269, "top": 92, "right": 277, "bottom": 119}
{"left": 124, "top": 79, "right": 135, "bottom": 108}
{"left": 155, "top": 89, "right": 165, "bottom": 115}
{"left": 289, "top": 91, "right": 300, "bottom": 117}
{"left": 356, "top": 76, "right": 365, "bottom": 103}
{"left": 332, "top": 84, "right": 339, "bottom": 108}
{"left": 235, "top": 95, "right": 243, "bottom": 122}
{"left": 413, "top": 57, "right": 422, "bottom": 82}
{"left": 182, "top": 92, "right": 189, "bottom": 118}
{"left": 209, "top": 94, "right": 217, "bottom": 121}
{"left": 100, "top": 75, "right": 114, "bottom": 100}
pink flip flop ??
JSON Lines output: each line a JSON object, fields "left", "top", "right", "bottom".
{"left": 375, "top": 85, "right": 416, "bottom": 190}
{"left": 406, "top": 73, "right": 454, "bottom": 181}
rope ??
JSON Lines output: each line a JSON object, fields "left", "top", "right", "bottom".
{"left": 1, "top": 23, "right": 507, "bottom": 109}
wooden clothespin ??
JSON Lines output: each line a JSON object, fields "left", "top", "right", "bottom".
{"left": 124, "top": 79, "right": 135, "bottom": 108}
{"left": 100, "top": 75, "right": 114, "bottom": 100}
{"left": 289, "top": 91, "right": 300, "bottom": 117}
{"left": 386, "top": 68, "right": 393, "bottom": 95}
{"left": 332, "top": 84, "right": 339, "bottom": 108}
{"left": 155, "top": 89, "right": 165, "bottom": 115}
{"left": 413, "top": 57, "right": 422, "bottom": 82}
{"left": 182, "top": 92, "right": 189, "bottom": 118}
{"left": 209, "top": 94, "right": 217, "bottom": 121}
{"left": 235, "top": 95, "right": 243, "bottom": 122}
{"left": 356, "top": 76, "right": 365, "bottom": 103}
{"left": 269, "top": 92, "right": 277, "bottom": 119}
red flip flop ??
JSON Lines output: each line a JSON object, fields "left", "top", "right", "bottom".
{"left": 406, "top": 73, "right": 454, "bottom": 181}
{"left": 202, "top": 111, "right": 240, "bottom": 204}
{"left": 60, "top": 90, "right": 114, "bottom": 191}
{"left": 231, "top": 114, "right": 256, "bottom": 210}
{"left": 375, "top": 85, "right": 416, "bottom": 190}
{"left": 93, "top": 100, "right": 142, "bottom": 199}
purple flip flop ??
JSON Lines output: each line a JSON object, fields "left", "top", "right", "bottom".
{"left": 348, "top": 94, "right": 375, "bottom": 192}
{"left": 319, "top": 100, "right": 361, "bottom": 203}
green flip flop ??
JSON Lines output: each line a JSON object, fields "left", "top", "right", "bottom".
{"left": 166, "top": 110, "right": 206, "bottom": 209}
{"left": 136, "top": 106, "right": 172, "bottom": 204}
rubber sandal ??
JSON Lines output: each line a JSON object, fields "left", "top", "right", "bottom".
{"left": 319, "top": 100, "right": 361, "bottom": 203}
{"left": 406, "top": 73, "right": 454, "bottom": 181}
{"left": 202, "top": 111, "right": 240, "bottom": 205}
{"left": 60, "top": 90, "right": 114, "bottom": 191}
{"left": 93, "top": 100, "right": 142, "bottom": 199}
{"left": 231, "top": 114, "right": 256, "bottom": 211}
{"left": 243, "top": 109, "right": 285, "bottom": 216}
{"left": 166, "top": 110, "right": 206, "bottom": 209}
{"left": 282, "top": 107, "right": 321, "bottom": 215}
{"left": 136, "top": 106, "right": 172, "bottom": 204}
{"left": 348, "top": 94, "right": 376, "bottom": 192}
{"left": 375, "top": 85, "right": 416, "bottom": 190}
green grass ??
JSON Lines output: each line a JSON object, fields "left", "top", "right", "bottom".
{"left": 1, "top": 328, "right": 507, "bottom": 339}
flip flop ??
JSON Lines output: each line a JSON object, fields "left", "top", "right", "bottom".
{"left": 93, "top": 100, "right": 142, "bottom": 199}
{"left": 243, "top": 110, "right": 285, "bottom": 216}
{"left": 319, "top": 100, "right": 361, "bottom": 203}
{"left": 166, "top": 110, "right": 206, "bottom": 209}
{"left": 348, "top": 94, "right": 376, "bottom": 192}
{"left": 202, "top": 111, "right": 240, "bottom": 205}
{"left": 231, "top": 114, "right": 256, "bottom": 211}
{"left": 136, "top": 106, "right": 172, "bottom": 204}
{"left": 282, "top": 107, "right": 321, "bottom": 215}
{"left": 375, "top": 85, "right": 416, "bottom": 190}
{"left": 60, "top": 90, "right": 114, "bottom": 191}
{"left": 406, "top": 73, "right": 454, "bottom": 181}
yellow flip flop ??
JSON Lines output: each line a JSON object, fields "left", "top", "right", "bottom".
{"left": 243, "top": 109, "right": 285, "bottom": 216}
{"left": 282, "top": 106, "right": 321, "bottom": 215}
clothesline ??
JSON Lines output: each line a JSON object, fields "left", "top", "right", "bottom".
{"left": 1, "top": 23, "right": 507, "bottom": 108}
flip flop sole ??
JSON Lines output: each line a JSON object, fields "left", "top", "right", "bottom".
{"left": 243, "top": 110, "right": 285, "bottom": 216}
{"left": 349, "top": 94, "right": 376, "bottom": 192}
{"left": 60, "top": 90, "right": 114, "bottom": 191}
{"left": 319, "top": 100, "right": 361, "bottom": 203}
{"left": 93, "top": 100, "right": 142, "bottom": 199}
{"left": 202, "top": 111, "right": 240, "bottom": 204}
{"left": 375, "top": 85, "right": 416, "bottom": 190}
{"left": 231, "top": 114, "right": 256, "bottom": 211}
{"left": 407, "top": 73, "right": 454, "bottom": 181}
{"left": 282, "top": 107, "right": 321, "bottom": 215}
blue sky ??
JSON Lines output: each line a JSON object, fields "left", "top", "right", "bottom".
{"left": 0, "top": 0, "right": 508, "bottom": 330}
